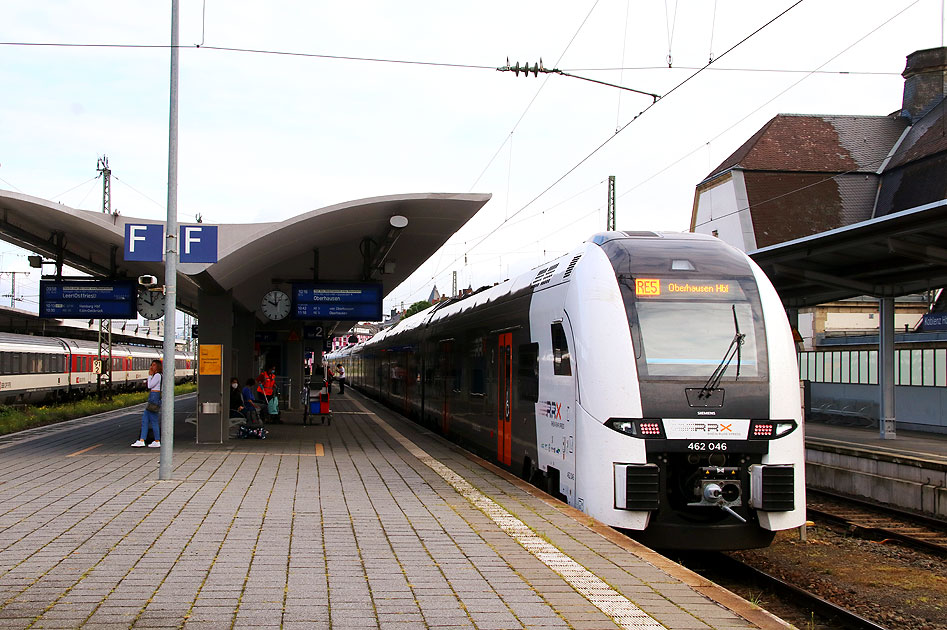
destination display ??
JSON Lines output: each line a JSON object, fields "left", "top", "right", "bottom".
{"left": 40, "top": 280, "right": 137, "bottom": 319}
{"left": 292, "top": 282, "right": 383, "bottom": 321}
{"left": 633, "top": 278, "right": 745, "bottom": 300}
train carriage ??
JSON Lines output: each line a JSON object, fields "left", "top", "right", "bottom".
{"left": 333, "top": 231, "right": 805, "bottom": 551}
{"left": 0, "top": 332, "right": 193, "bottom": 404}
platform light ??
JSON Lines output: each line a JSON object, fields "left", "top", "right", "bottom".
{"left": 389, "top": 215, "right": 408, "bottom": 229}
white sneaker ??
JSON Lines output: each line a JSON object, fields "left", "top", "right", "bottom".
{"left": 148, "top": 440, "right": 161, "bottom": 448}
{"left": 131, "top": 440, "right": 145, "bottom": 448}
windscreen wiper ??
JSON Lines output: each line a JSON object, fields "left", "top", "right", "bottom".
{"left": 698, "top": 305, "right": 745, "bottom": 398}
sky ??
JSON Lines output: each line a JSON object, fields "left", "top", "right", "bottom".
{"left": 1, "top": 0, "right": 945, "bottom": 326}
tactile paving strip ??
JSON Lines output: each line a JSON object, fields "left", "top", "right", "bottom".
{"left": 356, "top": 397, "right": 667, "bottom": 630}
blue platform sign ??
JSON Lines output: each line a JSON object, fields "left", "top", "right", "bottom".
{"left": 124, "top": 224, "right": 164, "bottom": 262}
{"left": 292, "top": 283, "right": 383, "bottom": 321}
{"left": 922, "top": 312, "right": 947, "bottom": 331}
{"left": 180, "top": 225, "right": 218, "bottom": 263}
{"left": 39, "top": 280, "right": 136, "bottom": 319}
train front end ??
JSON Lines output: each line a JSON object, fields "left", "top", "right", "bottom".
{"left": 573, "top": 232, "right": 805, "bottom": 550}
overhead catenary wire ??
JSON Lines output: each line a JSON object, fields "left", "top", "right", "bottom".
{"left": 664, "top": 0, "right": 679, "bottom": 66}
{"left": 0, "top": 40, "right": 497, "bottom": 70}
{"left": 49, "top": 177, "right": 98, "bottom": 201}
{"left": 468, "top": 0, "right": 602, "bottom": 192}
{"left": 616, "top": 0, "right": 632, "bottom": 131}
{"left": 113, "top": 175, "right": 167, "bottom": 211}
{"left": 709, "top": 0, "right": 719, "bottom": 63}
{"left": 393, "top": 0, "right": 807, "bottom": 306}
{"left": 619, "top": 0, "right": 923, "bottom": 203}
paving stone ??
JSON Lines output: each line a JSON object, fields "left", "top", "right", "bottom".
{"left": 0, "top": 398, "right": 784, "bottom": 630}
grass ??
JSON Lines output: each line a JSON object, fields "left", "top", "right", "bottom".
{"left": 0, "top": 383, "right": 197, "bottom": 437}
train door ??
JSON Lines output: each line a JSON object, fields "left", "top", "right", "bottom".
{"left": 440, "top": 340, "right": 452, "bottom": 434}
{"left": 497, "top": 333, "right": 513, "bottom": 467}
{"left": 544, "top": 319, "right": 576, "bottom": 504}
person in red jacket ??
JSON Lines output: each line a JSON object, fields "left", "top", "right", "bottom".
{"left": 256, "top": 366, "right": 279, "bottom": 423}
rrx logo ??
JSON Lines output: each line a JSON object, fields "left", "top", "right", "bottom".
{"left": 542, "top": 401, "right": 562, "bottom": 420}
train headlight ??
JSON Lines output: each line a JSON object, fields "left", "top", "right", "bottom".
{"left": 748, "top": 420, "right": 797, "bottom": 439}
{"left": 606, "top": 418, "right": 665, "bottom": 438}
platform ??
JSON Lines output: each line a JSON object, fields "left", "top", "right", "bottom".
{"left": 0, "top": 392, "right": 794, "bottom": 630}
{"left": 805, "top": 421, "right": 947, "bottom": 518}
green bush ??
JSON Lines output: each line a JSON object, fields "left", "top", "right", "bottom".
{"left": 0, "top": 383, "right": 197, "bottom": 437}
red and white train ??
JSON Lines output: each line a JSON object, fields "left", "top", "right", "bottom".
{"left": 0, "top": 331, "right": 193, "bottom": 404}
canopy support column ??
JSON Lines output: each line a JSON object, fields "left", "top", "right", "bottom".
{"left": 879, "top": 297, "right": 897, "bottom": 439}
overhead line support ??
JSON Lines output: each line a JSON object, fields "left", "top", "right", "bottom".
{"left": 498, "top": 58, "right": 660, "bottom": 102}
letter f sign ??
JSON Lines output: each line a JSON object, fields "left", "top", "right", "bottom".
{"left": 124, "top": 224, "right": 164, "bottom": 262}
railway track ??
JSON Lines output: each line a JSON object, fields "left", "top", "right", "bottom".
{"left": 807, "top": 489, "right": 947, "bottom": 558}
{"left": 676, "top": 551, "right": 890, "bottom": 630}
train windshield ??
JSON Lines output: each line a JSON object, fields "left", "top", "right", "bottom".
{"left": 601, "top": 236, "right": 768, "bottom": 381}
{"left": 632, "top": 291, "right": 761, "bottom": 378}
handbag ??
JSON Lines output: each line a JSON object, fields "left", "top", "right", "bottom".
{"left": 145, "top": 401, "right": 161, "bottom": 413}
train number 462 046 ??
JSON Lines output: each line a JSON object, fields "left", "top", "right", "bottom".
{"left": 687, "top": 442, "right": 728, "bottom": 451}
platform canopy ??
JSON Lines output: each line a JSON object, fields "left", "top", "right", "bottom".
{"left": 0, "top": 190, "right": 491, "bottom": 326}
{"left": 749, "top": 199, "right": 947, "bottom": 307}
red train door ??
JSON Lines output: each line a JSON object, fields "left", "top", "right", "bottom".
{"left": 497, "top": 333, "right": 513, "bottom": 466}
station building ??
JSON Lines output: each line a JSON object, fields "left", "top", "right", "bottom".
{"left": 690, "top": 46, "right": 947, "bottom": 433}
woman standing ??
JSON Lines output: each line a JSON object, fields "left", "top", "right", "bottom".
{"left": 131, "top": 359, "right": 162, "bottom": 448}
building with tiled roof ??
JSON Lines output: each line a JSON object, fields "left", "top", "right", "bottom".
{"left": 691, "top": 47, "right": 947, "bottom": 251}
{"left": 690, "top": 47, "right": 947, "bottom": 350}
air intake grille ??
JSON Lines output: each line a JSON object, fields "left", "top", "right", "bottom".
{"left": 532, "top": 263, "right": 560, "bottom": 286}
{"left": 759, "top": 466, "right": 795, "bottom": 511}
{"left": 562, "top": 255, "right": 582, "bottom": 279}
{"left": 625, "top": 465, "right": 660, "bottom": 510}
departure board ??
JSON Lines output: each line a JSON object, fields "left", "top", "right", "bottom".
{"left": 292, "top": 282, "right": 383, "bottom": 321}
{"left": 40, "top": 280, "right": 137, "bottom": 319}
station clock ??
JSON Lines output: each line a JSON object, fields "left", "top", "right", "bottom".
{"left": 261, "top": 289, "right": 291, "bottom": 321}
{"left": 137, "top": 288, "right": 166, "bottom": 320}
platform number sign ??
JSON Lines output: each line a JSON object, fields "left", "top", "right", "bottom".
{"left": 92, "top": 360, "right": 102, "bottom": 375}
{"left": 124, "top": 224, "right": 217, "bottom": 263}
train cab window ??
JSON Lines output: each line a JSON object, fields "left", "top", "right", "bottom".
{"left": 551, "top": 323, "right": 572, "bottom": 376}
{"left": 518, "top": 343, "right": 539, "bottom": 402}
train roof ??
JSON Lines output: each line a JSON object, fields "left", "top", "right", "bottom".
{"left": 0, "top": 332, "right": 68, "bottom": 352}
{"left": 353, "top": 231, "right": 727, "bottom": 349}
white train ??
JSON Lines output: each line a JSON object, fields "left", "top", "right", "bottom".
{"left": 0, "top": 332, "right": 194, "bottom": 404}
{"left": 331, "top": 232, "right": 805, "bottom": 550}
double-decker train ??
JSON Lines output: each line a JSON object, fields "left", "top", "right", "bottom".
{"left": 331, "top": 231, "right": 805, "bottom": 550}
{"left": 0, "top": 331, "right": 194, "bottom": 405}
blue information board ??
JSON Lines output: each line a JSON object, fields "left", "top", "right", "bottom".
{"left": 922, "top": 312, "right": 947, "bottom": 331}
{"left": 40, "top": 280, "right": 137, "bottom": 319}
{"left": 292, "top": 283, "right": 383, "bottom": 321}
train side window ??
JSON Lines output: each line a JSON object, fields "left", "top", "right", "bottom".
{"left": 518, "top": 343, "right": 539, "bottom": 402}
{"left": 551, "top": 323, "right": 572, "bottom": 376}
{"left": 0, "top": 352, "right": 10, "bottom": 375}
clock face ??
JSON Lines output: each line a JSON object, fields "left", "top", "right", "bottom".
{"left": 261, "top": 290, "right": 291, "bottom": 321}
{"left": 137, "top": 288, "right": 166, "bottom": 320}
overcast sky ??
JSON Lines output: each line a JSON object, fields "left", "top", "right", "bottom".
{"left": 1, "top": 0, "right": 945, "bottom": 320}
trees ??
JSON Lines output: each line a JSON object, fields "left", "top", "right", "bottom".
{"left": 404, "top": 300, "right": 431, "bottom": 318}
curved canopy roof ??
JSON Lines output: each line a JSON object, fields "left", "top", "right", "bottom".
{"left": 0, "top": 190, "right": 491, "bottom": 320}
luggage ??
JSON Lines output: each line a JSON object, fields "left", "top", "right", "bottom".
{"left": 238, "top": 424, "right": 266, "bottom": 439}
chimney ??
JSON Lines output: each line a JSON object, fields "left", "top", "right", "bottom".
{"left": 901, "top": 47, "right": 947, "bottom": 123}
